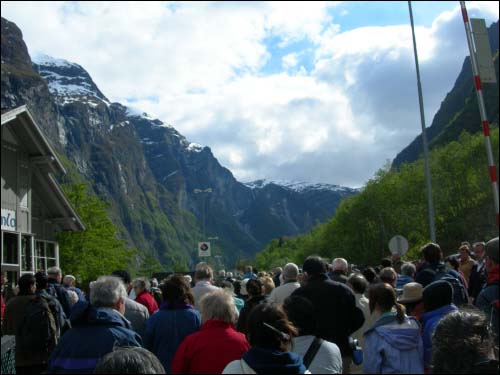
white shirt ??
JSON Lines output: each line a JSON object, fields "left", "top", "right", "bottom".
{"left": 191, "top": 280, "right": 219, "bottom": 309}
{"left": 268, "top": 281, "right": 301, "bottom": 305}
{"left": 292, "top": 336, "right": 343, "bottom": 374}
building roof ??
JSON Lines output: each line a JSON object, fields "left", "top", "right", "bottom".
{"left": 1, "top": 105, "right": 85, "bottom": 232}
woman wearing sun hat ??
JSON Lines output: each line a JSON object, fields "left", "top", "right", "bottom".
{"left": 398, "top": 282, "right": 425, "bottom": 320}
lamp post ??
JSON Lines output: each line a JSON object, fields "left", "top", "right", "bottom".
{"left": 408, "top": 1, "right": 436, "bottom": 242}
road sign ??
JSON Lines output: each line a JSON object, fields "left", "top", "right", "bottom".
{"left": 389, "top": 235, "right": 409, "bottom": 256}
{"left": 198, "top": 242, "right": 211, "bottom": 257}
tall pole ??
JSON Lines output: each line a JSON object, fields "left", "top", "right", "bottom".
{"left": 408, "top": 1, "right": 436, "bottom": 242}
{"left": 460, "top": 1, "right": 500, "bottom": 228}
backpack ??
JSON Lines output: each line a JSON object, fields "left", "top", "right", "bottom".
{"left": 431, "top": 268, "right": 469, "bottom": 306}
{"left": 16, "top": 296, "right": 56, "bottom": 353}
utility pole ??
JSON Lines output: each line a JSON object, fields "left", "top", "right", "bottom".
{"left": 408, "top": 1, "right": 436, "bottom": 242}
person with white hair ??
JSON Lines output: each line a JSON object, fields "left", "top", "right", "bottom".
{"left": 269, "top": 263, "right": 301, "bottom": 305}
{"left": 62, "top": 274, "right": 86, "bottom": 302}
{"left": 172, "top": 290, "right": 249, "bottom": 374}
{"left": 133, "top": 277, "right": 158, "bottom": 315}
{"left": 47, "top": 276, "right": 142, "bottom": 373}
{"left": 329, "top": 258, "right": 349, "bottom": 284}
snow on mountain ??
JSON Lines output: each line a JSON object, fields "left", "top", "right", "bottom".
{"left": 32, "top": 53, "right": 110, "bottom": 106}
{"left": 244, "top": 179, "right": 355, "bottom": 193}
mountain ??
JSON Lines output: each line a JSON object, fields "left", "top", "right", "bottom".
{"left": 393, "top": 20, "right": 499, "bottom": 168}
{"left": 1, "top": 17, "right": 357, "bottom": 270}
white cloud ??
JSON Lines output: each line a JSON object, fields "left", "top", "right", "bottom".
{"left": 1, "top": 1, "right": 498, "bottom": 188}
{"left": 282, "top": 52, "right": 298, "bottom": 69}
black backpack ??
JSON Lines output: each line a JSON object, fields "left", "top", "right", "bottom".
{"left": 16, "top": 296, "right": 56, "bottom": 353}
{"left": 432, "top": 268, "right": 469, "bottom": 307}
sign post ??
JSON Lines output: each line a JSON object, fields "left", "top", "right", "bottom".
{"left": 198, "top": 242, "right": 211, "bottom": 257}
{"left": 389, "top": 235, "right": 409, "bottom": 256}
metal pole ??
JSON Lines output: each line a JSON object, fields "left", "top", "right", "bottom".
{"left": 459, "top": 1, "right": 500, "bottom": 228}
{"left": 408, "top": 1, "right": 437, "bottom": 242}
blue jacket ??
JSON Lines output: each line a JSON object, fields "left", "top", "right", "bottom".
{"left": 143, "top": 303, "right": 201, "bottom": 373}
{"left": 396, "top": 275, "right": 414, "bottom": 290}
{"left": 420, "top": 304, "right": 458, "bottom": 369}
{"left": 47, "top": 301, "right": 142, "bottom": 373}
{"left": 363, "top": 312, "right": 424, "bottom": 374}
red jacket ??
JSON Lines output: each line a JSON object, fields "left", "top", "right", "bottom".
{"left": 135, "top": 290, "right": 158, "bottom": 315}
{"left": 172, "top": 319, "right": 250, "bottom": 374}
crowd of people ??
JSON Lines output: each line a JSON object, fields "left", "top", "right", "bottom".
{"left": 0, "top": 237, "right": 498, "bottom": 374}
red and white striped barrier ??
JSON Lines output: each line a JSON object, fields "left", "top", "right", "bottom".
{"left": 460, "top": 1, "right": 499, "bottom": 228}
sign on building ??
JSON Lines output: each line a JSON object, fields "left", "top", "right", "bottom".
{"left": 198, "top": 242, "right": 211, "bottom": 257}
{"left": 1, "top": 209, "right": 16, "bottom": 231}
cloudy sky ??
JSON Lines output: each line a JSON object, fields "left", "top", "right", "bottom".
{"left": 2, "top": 1, "right": 498, "bottom": 188}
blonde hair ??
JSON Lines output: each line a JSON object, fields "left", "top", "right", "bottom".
{"left": 260, "top": 276, "right": 275, "bottom": 295}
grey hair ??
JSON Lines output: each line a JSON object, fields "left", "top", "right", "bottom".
{"left": 401, "top": 262, "right": 416, "bottom": 277}
{"left": 332, "top": 258, "right": 348, "bottom": 272}
{"left": 47, "top": 266, "right": 62, "bottom": 276}
{"left": 199, "top": 289, "right": 236, "bottom": 324}
{"left": 94, "top": 347, "right": 165, "bottom": 374}
{"left": 90, "top": 276, "right": 127, "bottom": 307}
{"left": 132, "top": 277, "right": 150, "bottom": 292}
{"left": 432, "top": 309, "right": 492, "bottom": 374}
{"left": 283, "top": 263, "right": 299, "bottom": 281}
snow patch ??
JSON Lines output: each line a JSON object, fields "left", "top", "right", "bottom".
{"left": 32, "top": 53, "right": 76, "bottom": 68}
{"left": 186, "top": 143, "right": 204, "bottom": 152}
{"left": 244, "top": 179, "right": 353, "bottom": 193}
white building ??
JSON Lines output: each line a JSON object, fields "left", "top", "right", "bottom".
{"left": 1, "top": 106, "right": 85, "bottom": 285}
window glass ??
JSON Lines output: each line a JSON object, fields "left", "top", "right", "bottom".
{"left": 2, "top": 232, "right": 18, "bottom": 264}
{"left": 45, "top": 243, "right": 55, "bottom": 258}
{"left": 21, "top": 235, "right": 32, "bottom": 272}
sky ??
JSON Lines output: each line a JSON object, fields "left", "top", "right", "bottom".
{"left": 2, "top": 1, "right": 498, "bottom": 188}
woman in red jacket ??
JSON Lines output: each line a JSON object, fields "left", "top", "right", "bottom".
{"left": 133, "top": 277, "right": 158, "bottom": 315}
{"left": 172, "top": 289, "right": 250, "bottom": 374}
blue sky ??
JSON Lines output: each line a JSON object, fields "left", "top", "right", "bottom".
{"left": 1, "top": 1, "right": 499, "bottom": 187}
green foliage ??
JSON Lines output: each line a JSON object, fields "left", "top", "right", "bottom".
{"left": 56, "top": 183, "right": 136, "bottom": 287}
{"left": 256, "top": 128, "right": 499, "bottom": 270}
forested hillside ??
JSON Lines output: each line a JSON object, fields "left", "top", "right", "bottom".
{"left": 256, "top": 128, "right": 499, "bottom": 269}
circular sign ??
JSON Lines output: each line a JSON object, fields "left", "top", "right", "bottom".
{"left": 389, "top": 235, "right": 409, "bottom": 256}
{"left": 198, "top": 242, "right": 211, "bottom": 257}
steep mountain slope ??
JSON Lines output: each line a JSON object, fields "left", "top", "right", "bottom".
{"left": 393, "top": 20, "right": 499, "bottom": 168}
{"left": 1, "top": 17, "right": 357, "bottom": 269}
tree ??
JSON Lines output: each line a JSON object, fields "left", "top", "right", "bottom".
{"left": 57, "top": 184, "right": 136, "bottom": 288}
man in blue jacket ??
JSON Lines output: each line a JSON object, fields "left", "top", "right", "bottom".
{"left": 47, "top": 276, "right": 142, "bottom": 373}
{"left": 420, "top": 280, "right": 458, "bottom": 372}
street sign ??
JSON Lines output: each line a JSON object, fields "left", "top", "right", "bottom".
{"left": 198, "top": 242, "right": 211, "bottom": 257}
{"left": 389, "top": 235, "right": 409, "bottom": 256}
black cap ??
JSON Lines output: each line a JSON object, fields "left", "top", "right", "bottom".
{"left": 423, "top": 280, "right": 453, "bottom": 311}
{"left": 302, "top": 256, "right": 327, "bottom": 276}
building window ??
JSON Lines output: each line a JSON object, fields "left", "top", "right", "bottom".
{"left": 35, "top": 240, "right": 57, "bottom": 271}
{"left": 2, "top": 231, "right": 19, "bottom": 265}
{"left": 21, "top": 235, "right": 33, "bottom": 272}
